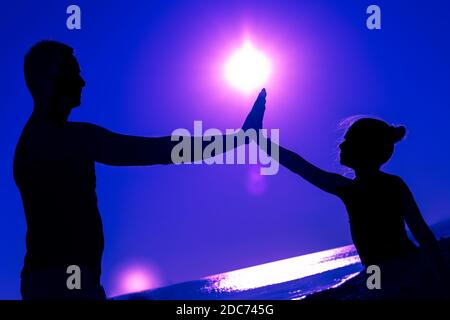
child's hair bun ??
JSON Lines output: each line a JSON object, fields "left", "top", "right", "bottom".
{"left": 390, "top": 125, "right": 406, "bottom": 143}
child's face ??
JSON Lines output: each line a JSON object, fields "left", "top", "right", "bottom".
{"left": 339, "top": 136, "right": 354, "bottom": 168}
{"left": 339, "top": 130, "right": 366, "bottom": 170}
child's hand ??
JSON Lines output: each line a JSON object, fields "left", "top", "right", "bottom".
{"left": 242, "top": 88, "right": 266, "bottom": 132}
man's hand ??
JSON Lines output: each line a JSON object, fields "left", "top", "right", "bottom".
{"left": 242, "top": 88, "right": 267, "bottom": 132}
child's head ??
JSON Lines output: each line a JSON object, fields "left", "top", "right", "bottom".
{"left": 339, "top": 117, "right": 406, "bottom": 171}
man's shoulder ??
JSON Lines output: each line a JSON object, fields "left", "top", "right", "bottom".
{"left": 65, "top": 121, "right": 107, "bottom": 137}
{"left": 66, "top": 121, "right": 99, "bottom": 130}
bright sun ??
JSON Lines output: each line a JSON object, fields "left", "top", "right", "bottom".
{"left": 224, "top": 41, "right": 272, "bottom": 94}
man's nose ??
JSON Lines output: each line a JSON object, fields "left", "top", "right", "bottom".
{"left": 80, "top": 77, "right": 86, "bottom": 88}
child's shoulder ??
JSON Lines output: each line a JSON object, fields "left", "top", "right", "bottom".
{"left": 380, "top": 171, "right": 402, "bottom": 180}
{"left": 380, "top": 172, "right": 409, "bottom": 189}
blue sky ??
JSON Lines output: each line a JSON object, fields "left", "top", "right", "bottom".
{"left": 1, "top": 0, "right": 449, "bottom": 298}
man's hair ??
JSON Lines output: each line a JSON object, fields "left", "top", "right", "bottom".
{"left": 24, "top": 40, "right": 74, "bottom": 100}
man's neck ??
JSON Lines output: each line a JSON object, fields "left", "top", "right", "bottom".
{"left": 32, "top": 102, "right": 71, "bottom": 124}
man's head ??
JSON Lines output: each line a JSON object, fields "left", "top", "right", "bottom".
{"left": 24, "top": 40, "right": 85, "bottom": 113}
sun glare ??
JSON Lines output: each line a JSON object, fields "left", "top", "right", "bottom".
{"left": 224, "top": 41, "right": 272, "bottom": 94}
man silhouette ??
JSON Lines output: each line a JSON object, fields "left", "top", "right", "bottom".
{"left": 14, "top": 40, "right": 266, "bottom": 300}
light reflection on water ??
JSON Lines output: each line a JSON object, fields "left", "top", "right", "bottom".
{"left": 115, "top": 244, "right": 364, "bottom": 300}
{"left": 114, "top": 222, "right": 450, "bottom": 300}
{"left": 291, "top": 271, "right": 361, "bottom": 300}
{"left": 205, "top": 245, "right": 361, "bottom": 292}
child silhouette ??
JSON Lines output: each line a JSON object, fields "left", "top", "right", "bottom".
{"left": 255, "top": 90, "right": 448, "bottom": 289}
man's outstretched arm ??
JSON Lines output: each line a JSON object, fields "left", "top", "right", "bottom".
{"left": 72, "top": 90, "right": 267, "bottom": 166}
{"left": 72, "top": 122, "right": 254, "bottom": 166}
{"left": 78, "top": 124, "right": 175, "bottom": 165}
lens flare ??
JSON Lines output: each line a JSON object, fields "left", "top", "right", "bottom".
{"left": 224, "top": 41, "right": 272, "bottom": 94}
{"left": 122, "top": 268, "right": 152, "bottom": 293}
{"left": 246, "top": 165, "right": 267, "bottom": 195}
{"left": 111, "top": 263, "right": 161, "bottom": 296}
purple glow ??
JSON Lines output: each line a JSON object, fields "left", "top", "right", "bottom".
{"left": 246, "top": 165, "right": 267, "bottom": 196}
{"left": 224, "top": 41, "right": 272, "bottom": 95}
{"left": 126, "top": 12, "right": 314, "bottom": 129}
{"left": 110, "top": 263, "right": 162, "bottom": 296}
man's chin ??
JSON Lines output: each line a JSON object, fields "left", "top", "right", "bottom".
{"left": 71, "top": 99, "right": 82, "bottom": 108}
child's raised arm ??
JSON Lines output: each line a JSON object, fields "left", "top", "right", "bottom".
{"left": 270, "top": 142, "right": 352, "bottom": 195}
{"left": 250, "top": 89, "right": 351, "bottom": 195}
